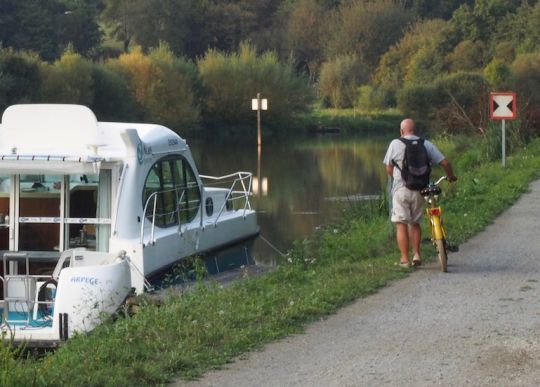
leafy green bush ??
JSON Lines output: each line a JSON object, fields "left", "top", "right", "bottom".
{"left": 318, "top": 54, "right": 367, "bottom": 109}
{"left": 40, "top": 47, "right": 95, "bottom": 106}
{"left": 91, "top": 65, "right": 138, "bottom": 122}
{"left": 511, "top": 52, "right": 540, "bottom": 133}
{"left": 107, "top": 44, "right": 201, "bottom": 131}
{"left": 197, "top": 42, "right": 313, "bottom": 131}
{"left": 396, "top": 83, "right": 443, "bottom": 121}
{"left": 0, "top": 48, "right": 42, "bottom": 111}
{"left": 483, "top": 59, "right": 512, "bottom": 90}
{"left": 398, "top": 72, "right": 489, "bottom": 134}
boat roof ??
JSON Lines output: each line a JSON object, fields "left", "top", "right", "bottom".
{"left": 0, "top": 104, "right": 188, "bottom": 174}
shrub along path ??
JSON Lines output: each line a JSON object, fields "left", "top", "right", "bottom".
{"left": 179, "top": 183, "right": 540, "bottom": 386}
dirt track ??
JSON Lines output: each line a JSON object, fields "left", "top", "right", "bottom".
{"left": 177, "top": 180, "right": 540, "bottom": 386}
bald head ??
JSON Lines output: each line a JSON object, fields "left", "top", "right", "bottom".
{"left": 400, "top": 118, "right": 416, "bottom": 136}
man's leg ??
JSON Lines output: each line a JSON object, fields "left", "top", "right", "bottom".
{"left": 396, "top": 222, "right": 409, "bottom": 263}
{"left": 410, "top": 223, "right": 422, "bottom": 259}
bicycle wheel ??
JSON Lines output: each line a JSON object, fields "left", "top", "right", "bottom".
{"left": 435, "top": 238, "right": 448, "bottom": 272}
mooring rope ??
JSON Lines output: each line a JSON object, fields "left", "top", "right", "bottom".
{"left": 259, "top": 234, "right": 286, "bottom": 257}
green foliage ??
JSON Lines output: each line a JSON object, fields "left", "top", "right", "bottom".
{"left": 483, "top": 59, "right": 511, "bottom": 89}
{"left": 396, "top": 83, "right": 443, "bottom": 121}
{"left": 511, "top": 52, "right": 540, "bottom": 132}
{"left": 374, "top": 19, "right": 447, "bottom": 94}
{"left": 40, "top": 47, "right": 95, "bottom": 105}
{"left": 90, "top": 65, "right": 138, "bottom": 122}
{"left": 107, "top": 44, "right": 201, "bottom": 130}
{"left": 325, "top": 0, "right": 414, "bottom": 71}
{"left": 0, "top": 48, "right": 42, "bottom": 111}
{"left": 197, "top": 42, "right": 313, "bottom": 130}
{"left": 279, "top": 0, "right": 327, "bottom": 83}
{"left": 3, "top": 0, "right": 540, "bottom": 132}
{"left": 0, "top": 0, "right": 102, "bottom": 61}
{"left": 398, "top": 72, "right": 490, "bottom": 134}
{"left": 319, "top": 54, "right": 367, "bottom": 109}
{"left": 449, "top": 0, "right": 523, "bottom": 43}
{"left": 446, "top": 40, "right": 486, "bottom": 71}
{"left": 357, "top": 85, "right": 394, "bottom": 113}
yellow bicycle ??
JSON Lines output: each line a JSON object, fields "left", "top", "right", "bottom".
{"left": 421, "top": 176, "right": 449, "bottom": 272}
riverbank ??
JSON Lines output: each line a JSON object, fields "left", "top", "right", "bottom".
{"left": 183, "top": 177, "right": 540, "bottom": 387}
{"left": 3, "top": 136, "right": 540, "bottom": 386}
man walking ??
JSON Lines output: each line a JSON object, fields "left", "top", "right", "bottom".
{"left": 383, "top": 118, "right": 457, "bottom": 267}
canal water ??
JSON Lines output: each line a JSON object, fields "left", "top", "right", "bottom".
{"left": 189, "top": 132, "right": 391, "bottom": 268}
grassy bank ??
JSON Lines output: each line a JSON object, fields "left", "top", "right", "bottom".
{"left": 3, "top": 136, "right": 540, "bottom": 386}
{"left": 297, "top": 108, "right": 401, "bottom": 135}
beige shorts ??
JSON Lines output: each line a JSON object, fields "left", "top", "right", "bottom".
{"left": 391, "top": 188, "right": 425, "bottom": 224}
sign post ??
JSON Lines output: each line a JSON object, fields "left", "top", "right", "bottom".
{"left": 489, "top": 92, "right": 517, "bottom": 167}
{"left": 251, "top": 93, "right": 268, "bottom": 147}
{"left": 252, "top": 94, "right": 268, "bottom": 196}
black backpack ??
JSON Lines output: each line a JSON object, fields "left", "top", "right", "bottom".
{"left": 392, "top": 138, "right": 431, "bottom": 190}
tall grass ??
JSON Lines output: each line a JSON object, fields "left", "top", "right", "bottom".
{"left": 2, "top": 136, "right": 540, "bottom": 386}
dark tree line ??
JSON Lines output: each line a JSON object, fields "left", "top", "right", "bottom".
{"left": 1, "top": 0, "right": 540, "bottom": 133}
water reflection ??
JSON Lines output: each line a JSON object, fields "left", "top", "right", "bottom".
{"left": 190, "top": 133, "right": 390, "bottom": 265}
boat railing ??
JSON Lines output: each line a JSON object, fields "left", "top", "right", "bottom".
{"left": 140, "top": 172, "right": 253, "bottom": 245}
{"left": 141, "top": 186, "right": 194, "bottom": 245}
{"left": 199, "top": 171, "right": 253, "bottom": 227}
{"left": 1, "top": 252, "right": 56, "bottom": 327}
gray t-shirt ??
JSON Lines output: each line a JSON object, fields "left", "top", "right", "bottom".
{"left": 383, "top": 135, "right": 445, "bottom": 193}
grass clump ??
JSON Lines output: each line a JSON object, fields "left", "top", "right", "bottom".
{"left": 2, "top": 137, "right": 540, "bottom": 386}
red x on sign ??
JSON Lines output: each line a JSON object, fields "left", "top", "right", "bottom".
{"left": 490, "top": 92, "right": 517, "bottom": 120}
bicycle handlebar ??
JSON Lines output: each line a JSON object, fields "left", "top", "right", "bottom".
{"left": 433, "top": 176, "right": 447, "bottom": 186}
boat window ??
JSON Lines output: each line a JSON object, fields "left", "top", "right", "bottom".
{"left": 175, "top": 158, "right": 201, "bottom": 223}
{"left": 143, "top": 155, "right": 201, "bottom": 228}
{"left": 18, "top": 175, "right": 62, "bottom": 251}
{"left": 66, "top": 174, "right": 99, "bottom": 251}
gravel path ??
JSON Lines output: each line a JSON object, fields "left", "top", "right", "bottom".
{"left": 177, "top": 180, "right": 540, "bottom": 386}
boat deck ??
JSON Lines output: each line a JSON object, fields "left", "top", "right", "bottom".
{"left": 0, "top": 309, "right": 53, "bottom": 328}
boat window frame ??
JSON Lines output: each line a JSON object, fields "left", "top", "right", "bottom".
{"left": 142, "top": 154, "right": 201, "bottom": 228}
{"left": 0, "top": 171, "right": 113, "bottom": 254}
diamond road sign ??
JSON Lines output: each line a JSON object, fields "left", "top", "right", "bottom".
{"left": 490, "top": 92, "right": 517, "bottom": 120}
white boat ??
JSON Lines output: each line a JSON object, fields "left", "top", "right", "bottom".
{"left": 0, "top": 104, "right": 259, "bottom": 345}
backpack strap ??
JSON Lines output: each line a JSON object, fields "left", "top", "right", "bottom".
{"left": 391, "top": 137, "right": 412, "bottom": 171}
{"left": 391, "top": 158, "right": 401, "bottom": 171}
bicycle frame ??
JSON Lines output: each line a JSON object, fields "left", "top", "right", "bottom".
{"left": 426, "top": 206, "right": 445, "bottom": 240}
{"left": 422, "top": 176, "right": 447, "bottom": 239}
{"left": 421, "top": 176, "right": 448, "bottom": 272}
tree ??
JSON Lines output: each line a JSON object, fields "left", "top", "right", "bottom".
{"left": 511, "top": 53, "right": 540, "bottom": 131}
{"left": 448, "top": 0, "right": 524, "bottom": 44}
{"left": 0, "top": 48, "right": 42, "bottom": 111}
{"left": 102, "top": 0, "right": 207, "bottom": 58}
{"left": 397, "top": 72, "right": 490, "bottom": 133}
{"left": 107, "top": 44, "right": 201, "bottom": 130}
{"left": 483, "top": 59, "right": 511, "bottom": 90}
{"left": 204, "top": 0, "right": 282, "bottom": 54}
{"left": 501, "top": 1, "right": 540, "bottom": 54}
{"left": 373, "top": 19, "right": 447, "bottom": 97}
{"left": 402, "top": 0, "right": 474, "bottom": 20}
{"left": 325, "top": 0, "right": 414, "bottom": 71}
{"left": 0, "top": 0, "right": 102, "bottom": 60}
{"left": 40, "top": 47, "right": 95, "bottom": 105}
{"left": 446, "top": 40, "right": 486, "bottom": 71}
{"left": 319, "top": 54, "right": 367, "bottom": 109}
{"left": 279, "top": 0, "right": 327, "bottom": 83}
{"left": 197, "top": 42, "right": 313, "bottom": 129}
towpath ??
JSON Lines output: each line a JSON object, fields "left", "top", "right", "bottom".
{"left": 177, "top": 180, "right": 540, "bottom": 386}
